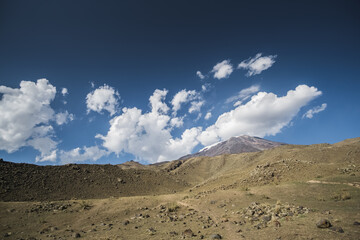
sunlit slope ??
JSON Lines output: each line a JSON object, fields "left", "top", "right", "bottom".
{"left": 169, "top": 137, "right": 360, "bottom": 189}
{"left": 0, "top": 138, "right": 359, "bottom": 202}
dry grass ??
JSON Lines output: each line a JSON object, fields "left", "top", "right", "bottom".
{"left": 1, "top": 137, "right": 360, "bottom": 239}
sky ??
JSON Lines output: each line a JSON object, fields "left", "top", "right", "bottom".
{"left": 0, "top": 0, "right": 359, "bottom": 165}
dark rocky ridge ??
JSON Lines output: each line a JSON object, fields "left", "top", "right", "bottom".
{"left": 0, "top": 159, "right": 188, "bottom": 202}
{"left": 179, "top": 135, "right": 285, "bottom": 160}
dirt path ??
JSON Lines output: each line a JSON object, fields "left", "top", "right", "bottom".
{"left": 307, "top": 180, "right": 360, "bottom": 189}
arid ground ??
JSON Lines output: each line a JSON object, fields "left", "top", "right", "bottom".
{"left": 1, "top": 138, "right": 360, "bottom": 239}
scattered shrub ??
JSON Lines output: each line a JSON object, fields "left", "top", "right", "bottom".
{"left": 331, "top": 192, "right": 351, "bottom": 201}
{"left": 340, "top": 192, "right": 351, "bottom": 200}
{"left": 317, "top": 196, "right": 326, "bottom": 201}
{"left": 79, "top": 200, "right": 92, "bottom": 210}
{"left": 167, "top": 202, "right": 180, "bottom": 212}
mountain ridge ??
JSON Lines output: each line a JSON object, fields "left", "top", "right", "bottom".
{"left": 179, "top": 135, "right": 286, "bottom": 160}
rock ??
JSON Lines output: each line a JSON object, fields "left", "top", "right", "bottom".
{"left": 182, "top": 228, "right": 195, "bottom": 237}
{"left": 147, "top": 227, "right": 156, "bottom": 235}
{"left": 218, "top": 204, "right": 226, "bottom": 208}
{"left": 210, "top": 234, "right": 222, "bottom": 239}
{"left": 117, "top": 178, "right": 126, "bottom": 184}
{"left": 169, "top": 231, "right": 178, "bottom": 236}
{"left": 262, "top": 215, "right": 271, "bottom": 222}
{"left": 329, "top": 226, "right": 344, "bottom": 233}
{"left": 274, "top": 220, "right": 281, "bottom": 227}
{"left": 220, "top": 217, "right": 228, "bottom": 222}
{"left": 3, "top": 232, "right": 12, "bottom": 237}
{"left": 123, "top": 220, "right": 130, "bottom": 226}
{"left": 354, "top": 221, "right": 360, "bottom": 225}
{"left": 73, "top": 232, "right": 81, "bottom": 238}
{"left": 316, "top": 219, "right": 332, "bottom": 228}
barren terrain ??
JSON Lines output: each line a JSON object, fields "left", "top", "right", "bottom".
{"left": 1, "top": 138, "right": 360, "bottom": 239}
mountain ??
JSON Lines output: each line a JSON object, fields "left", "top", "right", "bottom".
{"left": 179, "top": 135, "right": 285, "bottom": 160}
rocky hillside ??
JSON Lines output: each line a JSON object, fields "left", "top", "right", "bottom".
{"left": 1, "top": 138, "right": 360, "bottom": 239}
{"left": 1, "top": 137, "right": 359, "bottom": 202}
{"left": 0, "top": 160, "right": 189, "bottom": 201}
{"left": 179, "top": 135, "right": 285, "bottom": 160}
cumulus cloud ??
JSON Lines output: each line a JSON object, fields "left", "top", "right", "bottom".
{"left": 238, "top": 53, "right": 276, "bottom": 76}
{"left": 55, "top": 111, "right": 74, "bottom": 125}
{"left": 97, "top": 89, "right": 201, "bottom": 163}
{"left": 211, "top": 60, "right": 233, "bottom": 79}
{"left": 302, "top": 103, "right": 327, "bottom": 119}
{"left": 97, "top": 85, "right": 323, "bottom": 163}
{"left": 198, "top": 85, "right": 322, "bottom": 146}
{"left": 170, "top": 117, "right": 184, "bottom": 128}
{"left": 61, "top": 88, "right": 68, "bottom": 96}
{"left": 86, "top": 84, "right": 120, "bottom": 116}
{"left": 36, "top": 150, "right": 57, "bottom": 162}
{"left": 226, "top": 85, "right": 260, "bottom": 105}
{"left": 149, "top": 89, "right": 169, "bottom": 114}
{"left": 28, "top": 136, "right": 58, "bottom": 162}
{"left": 0, "top": 79, "right": 77, "bottom": 162}
{"left": 171, "top": 89, "right": 203, "bottom": 115}
{"left": 60, "top": 146, "right": 108, "bottom": 164}
{"left": 189, "top": 100, "right": 205, "bottom": 114}
{"left": 196, "top": 71, "right": 205, "bottom": 79}
{"left": 0, "top": 79, "right": 57, "bottom": 154}
{"left": 204, "top": 112, "right": 212, "bottom": 120}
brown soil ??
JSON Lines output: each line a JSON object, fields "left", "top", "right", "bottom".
{"left": 0, "top": 137, "right": 360, "bottom": 239}
{"left": 0, "top": 161, "right": 188, "bottom": 201}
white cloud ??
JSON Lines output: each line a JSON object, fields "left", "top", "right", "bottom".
{"left": 36, "top": 150, "right": 57, "bottom": 162}
{"left": 60, "top": 146, "right": 108, "bottom": 164}
{"left": 170, "top": 117, "right": 184, "bottom": 128}
{"left": 201, "top": 83, "right": 211, "bottom": 92}
{"left": 0, "top": 79, "right": 77, "bottom": 163}
{"left": 0, "top": 79, "right": 57, "bottom": 154}
{"left": 196, "top": 71, "right": 205, "bottom": 79}
{"left": 86, "top": 84, "right": 120, "bottom": 116}
{"left": 55, "top": 111, "right": 74, "bottom": 125}
{"left": 204, "top": 112, "right": 212, "bottom": 120}
{"left": 61, "top": 88, "right": 68, "bottom": 96}
{"left": 233, "top": 101, "right": 242, "bottom": 107}
{"left": 157, "top": 127, "right": 202, "bottom": 162}
{"left": 226, "top": 85, "right": 260, "bottom": 104}
{"left": 171, "top": 89, "right": 203, "bottom": 115}
{"left": 97, "top": 84, "right": 323, "bottom": 163}
{"left": 211, "top": 60, "right": 233, "bottom": 79}
{"left": 238, "top": 53, "right": 276, "bottom": 76}
{"left": 27, "top": 135, "right": 57, "bottom": 153}
{"left": 198, "top": 85, "right": 322, "bottom": 146}
{"left": 149, "top": 89, "right": 169, "bottom": 114}
{"left": 189, "top": 100, "right": 205, "bottom": 113}
{"left": 303, "top": 103, "right": 327, "bottom": 119}
{"left": 97, "top": 89, "right": 201, "bottom": 163}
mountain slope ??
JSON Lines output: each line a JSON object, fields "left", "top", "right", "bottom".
{"left": 179, "top": 135, "right": 285, "bottom": 160}
{"left": 1, "top": 138, "right": 360, "bottom": 240}
{"left": 1, "top": 137, "right": 359, "bottom": 202}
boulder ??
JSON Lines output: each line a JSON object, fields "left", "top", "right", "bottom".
{"left": 316, "top": 219, "right": 332, "bottom": 228}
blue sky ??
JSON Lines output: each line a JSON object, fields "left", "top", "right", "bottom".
{"left": 0, "top": 0, "right": 359, "bottom": 165}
